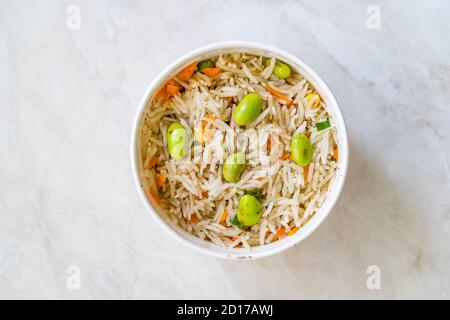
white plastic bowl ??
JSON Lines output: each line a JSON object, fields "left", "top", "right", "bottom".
{"left": 131, "top": 41, "right": 348, "bottom": 259}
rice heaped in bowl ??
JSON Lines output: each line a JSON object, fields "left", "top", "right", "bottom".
{"left": 138, "top": 52, "right": 339, "bottom": 249}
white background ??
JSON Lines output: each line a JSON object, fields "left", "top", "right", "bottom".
{"left": 1, "top": 0, "right": 449, "bottom": 299}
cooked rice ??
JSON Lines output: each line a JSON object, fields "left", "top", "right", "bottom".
{"left": 138, "top": 53, "right": 338, "bottom": 249}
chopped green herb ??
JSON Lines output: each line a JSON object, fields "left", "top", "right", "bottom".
{"left": 230, "top": 215, "right": 245, "bottom": 229}
{"left": 197, "top": 59, "right": 215, "bottom": 72}
{"left": 316, "top": 120, "right": 331, "bottom": 131}
{"left": 246, "top": 188, "right": 262, "bottom": 199}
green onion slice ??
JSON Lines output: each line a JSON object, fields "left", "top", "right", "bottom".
{"left": 230, "top": 215, "right": 245, "bottom": 229}
{"left": 316, "top": 120, "right": 331, "bottom": 131}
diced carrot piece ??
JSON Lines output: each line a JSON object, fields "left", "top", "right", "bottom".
{"left": 266, "top": 86, "right": 292, "bottom": 106}
{"left": 219, "top": 211, "right": 228, "bottom": 224}
{"left": 155, "top": 86, "right": 167, "bottom": 99}
{"left": 208, "top": 114, "right": 216, "bottom": 121}
{"left": 201, "top": 191, "right": 209, "bottom": 198}
{"left": 230, "top": 237, "right": 242, "bottom": 247}
{"left": 333, "top": 147, "right": 338, "bottom": 160}
{"left": 267, "top": 138, "right": 272, "bottom": 153}
{"left": 156, "top": 79, "right": 178, "bottom": 100}
{"left": 177, "top": 63, "right": 197, "bottom": 81}
{"left": 202, "top": 67, "right": 222, "bottom": 77}
{"left": 280, "top": 152, "right": 291, "bottom": 160}
{"left": 156, "top": 174, "right": 166, "bottom": 188}
{"left": 303, "top": 165, "right": 309, "bottom": 182}
{"left": 273, "top": 227, "right": 286, "bottom": 241}
{"left": 190, "top": 214, "right": 199, "bottom": 224}
{"left": 147, "top": 155, "right": 158, "bottom": 169}
{"left": 288, "top": 227, "right": 299, "bottom": 236}
{"left": 148, "top": 188, "right": 161, "bottom": 206}
{"left": 166, "top": 84, "right": 179, "bottom": 95}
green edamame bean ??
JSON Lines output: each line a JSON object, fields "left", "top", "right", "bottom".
{"left": 197, "top": 59, "right": 215, "bottom": 72}
{"left": 237, "top": 194, "right": 263, "bottom": 227}
{"left": 233, "top": 93, "right": 262, "bottom": 126}
{"left": 222, "top": 152, "right": 246, "bottom": 183}
{"left": 290, "top": 134, "right": 313, "bottom": 167}
{"left": 167, "top": 122, "right": 188, "bottom": 160}
{"left": 266, "top": 59, "right": 291, "bottom": 79}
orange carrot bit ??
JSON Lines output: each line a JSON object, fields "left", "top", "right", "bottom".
{"left": 266, "top": 86, "right": 292, "bottom": 106}
{"left": 148, "top": 188, "right": 161, "bottom": 206}
{"left": 267, "top": 138, "right": 272, "bottom": 153}
{"left": 190, "top": 214, "right": 199, "bottom": 224}
{"left": 303, "top": 165, "right": 309, "bottom": 182}
{"left": 166, "top": 83, "right": 179, "bottom": 96}
{"left": 201, "top": 191, "right": 209, "bottom": 198}
{"left": 333, "top": 147, "right": 339, "bottom": 160}
{"left": 273, "top": 227, "right": 286, "bottom": 241}
{"left": 219, "top": 211, "right": 228, "bottom": 224}
{"left": 288, "top": 227, "right": 299, "bottom": 236}
{"left": 226, "top": 96, "right": 234, "bottom": 104}
{"left": 147, "top": 155, "right": 158, "bottom": 169}
{"left": 280, "top": 152, "right": 291, "bottom": 161}
{"left": 155, "top": 79, "right": 178, "bottom": 100}
{"left": 230, "top": 237, "right": 242, "bottom": 248}
{"left": 202, "top": 67, "right": 222, "bottom": 77}
{"left": 156, "top": 174, "right": 167, "bottom": 188}
{"left": 155, "top": 85, "right": 167, "bottom": 99}
{"left": 208, "top": 114, "right": 216, "bottom": 121}
{"left": 177, "top": 63, "right": 197, "bottom": 82}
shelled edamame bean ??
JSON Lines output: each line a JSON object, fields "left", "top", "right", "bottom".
{"left": 290, "top": 134, "right": 313, "bottom": 167}
{"left": 233, "top": 93, "right": 262, "bottom": 126}
{"left": 237, "top": 194, "right": 263, "bottom": 227}
{"left": 167, "top": 122, "right": 188, "bottom": 160}
{"left": 266, "top": 59, "right": 291, "bottom": 79}
{"left": 222, "top": 152, "right": 246, "bottom": 183}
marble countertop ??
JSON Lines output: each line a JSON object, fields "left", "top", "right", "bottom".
{"left": 1, "top": 0, "right": 449, "bottom": 299}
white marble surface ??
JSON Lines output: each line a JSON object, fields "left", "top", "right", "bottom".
{"left": 1, "top": 0, "right": 450, "bottom": 299}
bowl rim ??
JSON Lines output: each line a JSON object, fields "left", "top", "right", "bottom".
{"left": 130, "top": 41, "right": 349, "bottom": 259}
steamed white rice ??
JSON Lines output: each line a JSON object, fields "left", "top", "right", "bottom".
{"left": 138, "top": 53, "right": 338, "bottom": 249}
